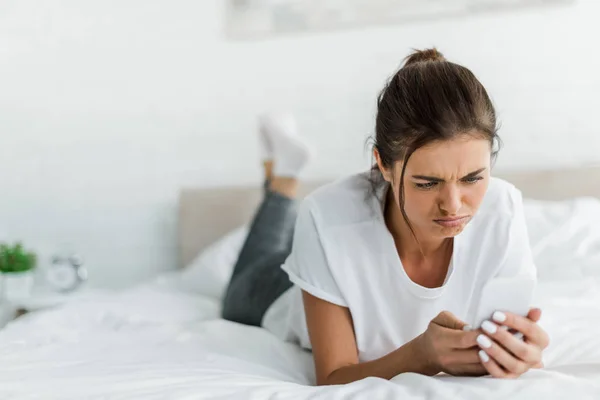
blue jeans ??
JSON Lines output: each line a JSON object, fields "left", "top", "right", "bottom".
{"left": 221, "top": 182, "right": 297, "bottom": 326}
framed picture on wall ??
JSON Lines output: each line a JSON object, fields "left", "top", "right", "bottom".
{"left": 225, "top": 0, "right": 574, "bottom": 39}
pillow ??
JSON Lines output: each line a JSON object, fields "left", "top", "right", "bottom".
{"left": 524, "top": 197, "right": 600, "bottom": 281}
{"left": 178, "top": 225, "right": 249, "bottom": 300}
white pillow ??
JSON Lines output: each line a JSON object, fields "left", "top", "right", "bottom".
{"left": 179, "top": 225, "right": 249, "bottom": 300}
{"left": 524, "top": 197, "right": 600, "bottom": 281}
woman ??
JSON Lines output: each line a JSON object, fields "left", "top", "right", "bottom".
{"left": 222, "top": 48, "right": 549, "bottom": 385}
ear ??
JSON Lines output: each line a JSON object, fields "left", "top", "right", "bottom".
{"left": 373, "top": 148, "right": 393, "bottom": 183}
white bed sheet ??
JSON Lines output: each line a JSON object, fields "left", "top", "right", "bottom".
{"left": 1, "top": 275, "right": 600, "bottom": 400}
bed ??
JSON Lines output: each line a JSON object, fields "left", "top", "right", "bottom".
{"left": 1, "top": 166, "right": 600, "bottom": 399}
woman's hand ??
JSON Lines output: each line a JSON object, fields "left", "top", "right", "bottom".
{"left": 476, "top": 308, "right": 550, "bottom": 378}
{"left": 417, "top": 311, "right": 488, "bottom": 377}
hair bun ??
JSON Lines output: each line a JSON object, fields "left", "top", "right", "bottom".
{"left": 403, "top": 48, "right": 446, "bottom": 66}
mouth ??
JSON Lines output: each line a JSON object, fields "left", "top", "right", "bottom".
{"left": 433, "top": 216, "right": 470, "bottom": 227}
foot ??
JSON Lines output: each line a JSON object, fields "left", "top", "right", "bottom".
{"left": 260, "top": 112, "right": 313, "bottom": 178}
{"left": 258, "top": 111, "right": 298, "bottom": 162}
{"left": 272, "top": 133, "right": 313, "bottom": 178}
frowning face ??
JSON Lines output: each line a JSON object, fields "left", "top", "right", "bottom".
{"left": 379, "top": 135, "right": 491, "bottom": 240}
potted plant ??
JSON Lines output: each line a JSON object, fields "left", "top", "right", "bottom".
{"left": 0, "top": 242, "right": 37, "bottom": 301}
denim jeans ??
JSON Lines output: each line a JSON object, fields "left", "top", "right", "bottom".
{"left": 221, "top": 182, "right": 297, "bottom": 326}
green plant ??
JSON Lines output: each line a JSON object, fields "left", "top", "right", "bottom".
{"left": 0, "top": 242, "right": 37, "bottom": 273}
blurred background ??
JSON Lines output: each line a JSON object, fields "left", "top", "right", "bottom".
{"left": 0, "top": 0, "right": 598, "bottom": 289}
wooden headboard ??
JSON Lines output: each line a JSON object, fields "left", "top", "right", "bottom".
{"left": 178, "top": 165, "right": 600, "bottom": 267}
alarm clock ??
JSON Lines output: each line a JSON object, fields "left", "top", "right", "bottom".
{"left": 46, "top": 253, "right": 88, "bottom": 292}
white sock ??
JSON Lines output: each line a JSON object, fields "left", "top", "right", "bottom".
{"left": 258, "top": 121, "right": 273, "bottom": 161}
{"left": 260, "top": 112, "right": 313, "bottom": 178}
{"left": 272, "top": 134, "right": 313, "bottom": 178}
{"left": 258, "top": 111, "right": 297, "bottom": 161}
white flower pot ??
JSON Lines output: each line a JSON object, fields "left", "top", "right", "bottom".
{"left": 0, "top": 271, "right": 35, "bottom": 302}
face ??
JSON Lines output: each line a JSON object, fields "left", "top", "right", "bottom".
{"left": 376, "top": 135, "right": 491, "bottom": 239}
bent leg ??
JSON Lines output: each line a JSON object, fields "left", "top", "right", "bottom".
{"left": 222, "top": 251, "right": 292, "bottom": 326}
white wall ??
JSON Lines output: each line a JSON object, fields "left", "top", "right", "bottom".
{"left": 1, "top": 0, "right": 599, "bottom": 288}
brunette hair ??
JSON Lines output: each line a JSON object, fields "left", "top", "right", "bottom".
{"left": 372, "top": 47, "right": 500, "bottom": 235}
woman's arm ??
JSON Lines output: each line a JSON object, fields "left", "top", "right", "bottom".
{"left": 302, "top": 290, "right": 427, "bottom": 385}
{"left": 302, "top": 291, "right": 484, "bottom": 385}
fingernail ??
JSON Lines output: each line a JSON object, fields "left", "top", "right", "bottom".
{"left": 462, "top": 325, "right": 473, "bottom": 331}
{"left": 482, "top": 320, "right": 498, "bottom": 334}
{"left": 477, "top": 334, "right": 493, "bottom": 348}
{"left": 513, "top": 332, "right": 524, "bottom": 341}
{"left": 499, "top": 325, "right": 509, "bottom": 331}
{"left": 492, "top": 311, "right": 507, "bottom": 323}
{"left": 478, "top": 350, "right": 490, "bottom": 363}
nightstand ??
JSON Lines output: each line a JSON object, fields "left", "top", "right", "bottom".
{"left": 9, "top": 286, "right": 102, "bottom": 316}
{"left": 0, "top": 293, "right": 83, "bottom": 329}
{"left": 0, "top": 302, "right": 16, "bottom": 329}
{"left": 0, "top": 295, "right": 57, "bottom": 328}
{"left": 1, "top": 286, "right": 104, "bottom": 328}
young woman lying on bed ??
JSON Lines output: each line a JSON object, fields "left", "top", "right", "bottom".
{"left": 221, "top": 48, "right": 549, "bottom": 385}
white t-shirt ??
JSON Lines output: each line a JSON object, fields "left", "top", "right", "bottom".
{"left": 262, "top": 172, "right": 536, "bottom": 362}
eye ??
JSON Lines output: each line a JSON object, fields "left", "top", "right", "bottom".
{"left": 415, "top": 182, "right": 438, "bottom": 190}
{"left": 462, "top": 176, "right": 483, "bottom": 184}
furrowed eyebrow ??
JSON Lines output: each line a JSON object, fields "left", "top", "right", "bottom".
{"left": 412, "top": 168, "right": 486, "bottom": 182}
{"left": 411, "top": 175, "right": 444, "bottom": 182}
{"left": 461, "top": 168, "right": 487, "bottom": 179}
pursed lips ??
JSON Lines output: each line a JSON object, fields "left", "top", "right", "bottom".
{"left": 433, "top": 216, "right": 469, "bottom": 227}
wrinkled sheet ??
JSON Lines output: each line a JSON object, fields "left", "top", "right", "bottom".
{"left": 1, "top": 275, "right": 600, "bottom": 400}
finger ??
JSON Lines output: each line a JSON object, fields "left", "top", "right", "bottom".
{"left": 457, "top": 363, "right": 488, "bottom": 377}
{"left": 433, "top": 310, "right": 469, "bottom": 330}
{"left": 481, "top": 320, "right": 541, "bottom": 365}
{"left": 492, "top": 311, "right": 549, "bottom": 349}
{"left": 497, "top": 308, "right": 541, "bottom": 333}
{"left": 477, "top": 333, "right": 529, "bottom": 375}
{"left": 449, "top": 349, "right": 482, "bottom": 364}
{"left": 527, "top": 308, "right": 542, "bottom": 323}
{"left": 478, "top": 350, "right": 518, "bottom": 379}
{"left": 442, "top": 326, "right": 482, "bottom": 349}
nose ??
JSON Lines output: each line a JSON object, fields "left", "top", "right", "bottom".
{"left": 439, "top": 184, "right": 462, "bottom": 215}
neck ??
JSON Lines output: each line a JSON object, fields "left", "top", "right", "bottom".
{"left": 385, "top": 190, "right": 450, "bottom": 259}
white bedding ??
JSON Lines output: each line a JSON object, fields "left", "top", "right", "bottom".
{"left": 2, "top": 197, "right": 600, "bottom": 399}
{"left": 1, "top": 277, "right": 600, "bottom": 399}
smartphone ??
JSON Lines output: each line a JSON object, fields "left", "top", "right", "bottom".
{"left": 472, "top": 276, "right": 536, "bottom": 330}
